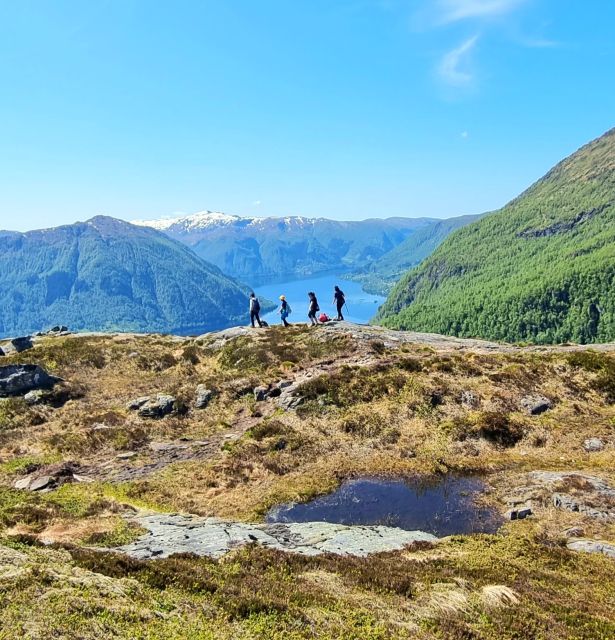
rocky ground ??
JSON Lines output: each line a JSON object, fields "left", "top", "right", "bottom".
{"left": 1, "top": 322, "right": 614, "bottom": 639}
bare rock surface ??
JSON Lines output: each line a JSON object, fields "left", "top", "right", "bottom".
{"left": 0, "top": 364, "right": 60, "bottom": 397}
{"left": 1, "top": 336, "right": 34, "bottom": 355}
{"left": 116, "top": 513, "right": 437, "bottom": 559}
{"left": 566, "top": 539, "right": 615, "bottom": 559}
{"left": 504, "top": 471, "right": 615, "bottom": 522}
{"left": 519, "top": 394, "right": 553, "bottom": 415}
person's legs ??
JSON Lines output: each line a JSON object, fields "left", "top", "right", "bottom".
{"left": 250, "top": 311, "right": 256, "bottom": 328}
{"left": 255, "top": 312, "right": 263, "bottom": 327}
{"left": 337, "top": 303, "right": 344, "bottom": 320}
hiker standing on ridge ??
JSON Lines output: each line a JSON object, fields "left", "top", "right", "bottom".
{"left": 278, "top": 295, "right": 291, "bottom": 327}
{"left": 249, "top": 292, "right": 263, "bottom": 328}
{"left": 333, "top": 286, "right": 345, "bottom": 321}
{"left": 307, "top": 291, "right": 320, "bottom": 326}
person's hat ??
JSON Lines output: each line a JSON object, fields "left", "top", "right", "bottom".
{"left": 279, "top": 295, "right": 286, "bottom": 300}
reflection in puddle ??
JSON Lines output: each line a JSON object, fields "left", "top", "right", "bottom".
{"left": 267, "top": 475, "right": 503, "bottom": 537}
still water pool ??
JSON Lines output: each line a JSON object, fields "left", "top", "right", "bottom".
{"left": 254, "top": 275, "right": 385, "bottom": 326}
{"left": 267, "top": 475, "right": 503, "bottom": 537}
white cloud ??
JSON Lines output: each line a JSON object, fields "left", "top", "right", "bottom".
{"left": 438, "top": 36, "right": 478, "bottom": 86}
{"left": 437, "top": 0, "right": 526, "bottom": 24}
{"left": 460, "top": 130, "right": 469, "bottom": 138}
{"left": 252, "top": 200, "right": 262, "bottom": 206}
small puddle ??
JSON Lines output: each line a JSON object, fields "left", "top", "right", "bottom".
{"left": 267, "top": 475, "right": 503, "bottom": 537}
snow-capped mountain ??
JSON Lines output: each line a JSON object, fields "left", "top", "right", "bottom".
{"left": 134, "top": 210, "right": 438, "bottom": 284}
{"left": 133, "top": 211, "right": 242, "bottom": 232}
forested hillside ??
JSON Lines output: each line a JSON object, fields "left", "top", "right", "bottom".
{"left": 0, "top": 216, "right": 254, "bottom": 337}
{"left": 377, "top": 128, "right": 615, "bottom": 344}
{"left": 136, "top": 213, "right": 436, "bottom": 282}
{"left": 349, "top": 214, "right": 481, "bottom": 295}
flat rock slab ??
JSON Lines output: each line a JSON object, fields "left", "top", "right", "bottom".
{"left": 116, "top": 514, "right": 437, "bottom": 559}
{"left": 567, "top": 539, "right": 615, "bottom": 559}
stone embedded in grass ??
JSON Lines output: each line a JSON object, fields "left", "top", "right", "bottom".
{"left": 127, "top": 394, "right": 176, "bottom": 418}
{"left": 583, "top": 437, "right": 605, "bottom": 452}
{"left": 195, "top": 385, "right": 214, "bottom": 409}
{"left": 507, "top": 507, "right": 532, "bottom": 520}
{"left": 28, "top": 475, "right": 53, "bottom": 491}
{"left": 0, "top": 364, "right": 60, "bottom": 397}
{"left": 566, "top": 539, "right": 615, "bottom": 559}
{"left": 254, "top": 386, "right": 268, "bottom": 401}
{"left": 519, "top": 394, "right": 553, "bottom": 415}
{"left": 24, "top": 389, "right": 46, "bottom": 405}
{"left": 460, "top": 390, "right": 480, "bottom": 408}
{"left": 117, "top": 452, "right": 137, "bottom": 459}
{"left": 13, "top": 461, "right": 82, "bottom": 492}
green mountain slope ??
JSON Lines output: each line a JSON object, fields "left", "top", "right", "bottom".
{"left": 0, "top": 216, "right": 256, "bottom": 337}
{"left": 349, "top": 214, "right": 482, "bottom": 295}
{"left": 377, "top": 128, "right": 615, "bottom": 344}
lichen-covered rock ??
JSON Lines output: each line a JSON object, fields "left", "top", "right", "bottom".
{"left": 519, "top": 394, "right": 552, "bottom": 415}
{"left": 567, "top": 539, "right": 615, "bottom": 559}
{"left": 127, "top": 394, "right": 176, "bottom": 418}
{"left": 0, "top": 364, "right": 59, "bottom": 397}
{"left": 195, "top": 385, "right": 214, "bottom": 409}
{"left": 583, "top": 438, "right": 605, "bottom": 452}
{"left": 138, "top": 395, "right": 176, "bottom": 418}
{"left": 116, "top": 513, "right": 437, "bottom": 560}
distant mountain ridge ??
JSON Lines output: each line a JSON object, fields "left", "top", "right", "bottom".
{"left": 134, "top": 211, "right": 438, "bottom": 283}
{"left": 377, "top": 127, "right": 615, "bottom": 344}
{"left": 0, "top": 216, "right": 255, "bottom": 337}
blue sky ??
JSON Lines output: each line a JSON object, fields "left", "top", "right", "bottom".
{"left": 0, "top": 0, "right": 613, "bottom": 231}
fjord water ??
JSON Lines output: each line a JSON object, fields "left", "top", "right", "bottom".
{"left": 254, "top": 275, "right": 385, "bottom": 325}
{"left": 267, "top": 475, "right": 503, "bottom": 537}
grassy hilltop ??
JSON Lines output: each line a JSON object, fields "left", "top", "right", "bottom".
{"left": 0, "top": 325, "right": 614, "bottom": 638}
{"left": 377, "top": 128, "right": 615, "bottom": 344}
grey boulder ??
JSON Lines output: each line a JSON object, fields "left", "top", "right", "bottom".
{"left": 583, "top": 438, "right": 605, "bottom": 453}
{"left": 127, "top": 394, "right": 177, "bottom": 418}
{"left": 1, "top": 337, "right": 34, "bottom": 355}
{"left": 519, "top": 394, "right": 553, "bottom": 415}
{"left": 0, "top": 364, "right": 59, "bottom": 397}
{"left": 195, "top": 385, "right": 214, "bottom": 409}
{"left": 254, "top": 386, "right": 268, "bottom": 401}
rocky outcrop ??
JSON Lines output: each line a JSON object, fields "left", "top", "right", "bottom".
{"left": 127, "top": 394, "right": 176, "bottom": 418}
{"left": 566, "top": 538, "right": 615, "bottom": 559}
{"left": 0, "top": 364, "right": 59, "bottom": 397}
{"left": 116, "top": 513, "right": 437, "bottom": 559}
{"left": 13, "top": 462, "right": 88, "bottom": 492}
{"left": 504, "top": 471, "right": 615, "bottom": 522}
{"left": 1, "top": 336, "right": 34, "bottom": 355}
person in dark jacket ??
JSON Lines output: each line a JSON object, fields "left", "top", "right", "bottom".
{"left": 333, "top": 286, "right": 345, "bottom": 321}
{"left": 278, "top": 295, "right": 291, "bottom": 327}
{"left": 307, "top": 291, "right": 320, "bottom": 326}
{"left": 249, "top": 293, "right": 263, "bottom": 328}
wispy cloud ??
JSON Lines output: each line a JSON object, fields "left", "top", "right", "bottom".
{"left": 436, "top": 0, "right": 527, "bottom": 24}
{"left": 438, "top": 35, "right": 478, "bottom": 87}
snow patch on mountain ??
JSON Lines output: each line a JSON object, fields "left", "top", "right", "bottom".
{"left": 134, "top": 211, "right": 242, "bottom": 232}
